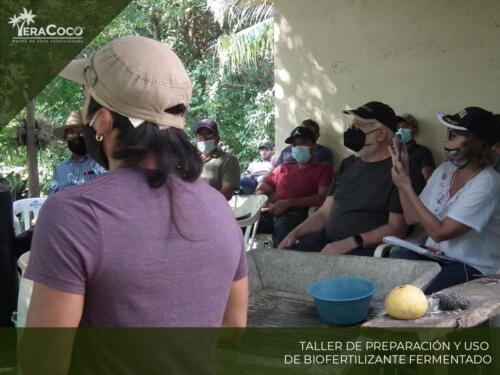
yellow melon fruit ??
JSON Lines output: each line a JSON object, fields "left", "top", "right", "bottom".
{"left": 385, "top": 284, "right": 428, "bottom": 320}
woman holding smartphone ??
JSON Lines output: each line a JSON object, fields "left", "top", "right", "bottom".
{"left": 389, "top": 107, "right": 500, "bottom": 293}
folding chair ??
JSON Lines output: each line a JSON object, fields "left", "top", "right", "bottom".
{"left": 230, "top": 195, "right": 268, "bottom": 251}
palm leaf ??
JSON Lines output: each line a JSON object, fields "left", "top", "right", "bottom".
{"left": 216, "top": 17, "right": 273, "bottom": 72}
{"left": 208, "top": 0, "right": 273, "bottom": 28}
{"left": 208, "top": 0, "right": 274, "bottom": 73}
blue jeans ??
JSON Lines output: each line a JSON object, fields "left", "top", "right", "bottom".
{"left": 389, "top": 248, "right": 482, "bottom": 293}
{"left": 291, "top": 232, "right": 375, "bottom": 256}
{"left": 239, "top": 176, "right": 258, "bottom": 195}
{"left": 258, "top": 209, "right": 309, "bottom": 248}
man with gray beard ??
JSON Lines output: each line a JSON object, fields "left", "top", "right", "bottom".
{"left": 278, "top": 101, "right": 408, "bottom": 255}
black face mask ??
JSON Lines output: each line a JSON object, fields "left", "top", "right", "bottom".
{"left": 67, "top": 136, "right": 87, "bottom": 156}
{"left": 82, "top": 126, "right": 109, "bottom": 169}
{"left": 343, "top": 126, "right": 381, "bottom": 152}
{"left": 343, "top": 126, "right": 367, "bottom": 152}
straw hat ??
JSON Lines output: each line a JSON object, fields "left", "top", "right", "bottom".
{"left": 53, "top": 111, "right": 84, "bottom": 140}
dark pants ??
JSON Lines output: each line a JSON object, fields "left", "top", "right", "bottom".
{"left": 258, "top": 209, "right": 309, "bottom": 248}
{"left": 239, "top": 176, "right": 258, "bottom": 195}
{"left": 390, "top": 248, "right": 482, "bottom": 294}
{"left": 291, "top": 232, "right": 374, "bottom": 256}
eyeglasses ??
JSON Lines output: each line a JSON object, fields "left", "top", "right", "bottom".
{"left": 65, "top": 130, "right": 84, "bottom": 140}
{"left": 351, "top": 123, "right": 381, "bottom": 135}
{"left": 350, "top": 122, "right": 382, "bottom": 135}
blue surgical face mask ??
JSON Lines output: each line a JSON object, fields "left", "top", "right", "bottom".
{"left": 396, "top": 128, "right": 413, "bottom": 144}
{"left": 291, "top": 145, "right": 312, "bottom": 164}
{"left": 197, "top": 140, "right": 216, "bottom": 155}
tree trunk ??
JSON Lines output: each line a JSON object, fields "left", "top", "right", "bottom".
{"left": 26, "top": 100, "right": 40, "bottom": 197}
{"left": 151, "top": 10, "right": 162, "bottom": 41}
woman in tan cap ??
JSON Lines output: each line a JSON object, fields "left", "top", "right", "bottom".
{"left": 48, "top": 110, "right": 105, "bottom": 195}
{"left": 21, "top": 36, "right": 248, "bottom": 372}
{"left": 390, "top": 107, "right": 500, "bottom": 293}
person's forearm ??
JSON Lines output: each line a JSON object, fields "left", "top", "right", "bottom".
{"left": 401, "top": 185, "right": 444, "bottom": 241}
{"left": 291, "top": 209, "right": 329, "bottom": 238}
{"left": 286, "top": 194, "right": 327, "bottom": 209}
{"left": 252, "top": 171, "right": 268, "bottom": 178}
{"left": 398, "top": 188, "right": 420, "bottom": 225}
{"left": 360, "top": 223, "right": 408, "bottom": 247}
{"left": 255, "top": 181, "right": 273, "bottom": 197}
{"left": 220, "top": 185, "right": 237, "bottom": 200}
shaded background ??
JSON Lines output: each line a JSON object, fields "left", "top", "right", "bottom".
{"left": 274, "top": 0, "right": 500, "bottom": 168}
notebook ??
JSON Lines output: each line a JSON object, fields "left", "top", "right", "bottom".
{"left": 383, "top": 236, "right": 455, "bottom": 262}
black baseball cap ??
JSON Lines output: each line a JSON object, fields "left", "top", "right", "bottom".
{"left": 193, "top": 118, "right": 218, "bottom": 134}
{"left": 285, "top": 126, "right": 316, "bottom": 144}
{"left": 436, "top": 107, "right": 500, "bottom": 147}
{"left": 258, "top": 142, "right": 274, "bottom": 150}
{"left": 343, "top": 101, "right": 397, "bottom": 132}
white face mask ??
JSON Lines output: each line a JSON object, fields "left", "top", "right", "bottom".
{"left": 197, "top": 140, "right": 216, "bottom": 155}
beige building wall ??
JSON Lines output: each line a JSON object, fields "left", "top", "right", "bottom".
{"left": 274, "top": 0, "right": 500, "bottom": 168}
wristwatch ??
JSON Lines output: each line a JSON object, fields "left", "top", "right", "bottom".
{"left": 353, "top": 234, "right": 364, "bottom": 248}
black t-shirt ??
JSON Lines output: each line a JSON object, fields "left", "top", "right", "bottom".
{"left": 326, "top": 155, "right": 403, "bottom": 241}
{"left": 407, "top": 141, "right": 435, "bottom": 194}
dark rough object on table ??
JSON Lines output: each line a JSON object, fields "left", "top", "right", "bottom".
{"left": 436, "top": 292, "right": 471, "bottom": 311}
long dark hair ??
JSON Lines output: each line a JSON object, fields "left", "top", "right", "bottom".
{"left": 87, "top": 97, "right": 202, "bottom": 187}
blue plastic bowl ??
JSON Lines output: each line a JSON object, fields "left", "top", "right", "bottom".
{"left": 308, "top": 277, "right": 376, "bottom": 326}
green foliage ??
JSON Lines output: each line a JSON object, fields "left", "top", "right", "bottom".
{"left": 208, "top": 0, "right": 274, "bottom": 74}
{"left": 0, "top": 0, "right": 274, "bottom": 194}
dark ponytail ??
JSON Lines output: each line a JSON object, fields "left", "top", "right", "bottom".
{"left": 87, "top": 97, "right": 202, "bottom": 187}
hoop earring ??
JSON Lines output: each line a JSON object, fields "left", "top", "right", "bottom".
{"left": 95, "top": 135, "right": 103, "bottom": 142}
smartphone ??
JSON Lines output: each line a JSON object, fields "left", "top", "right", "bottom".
{"left": 396, "top": 133, "right": 402, "bottom": 163}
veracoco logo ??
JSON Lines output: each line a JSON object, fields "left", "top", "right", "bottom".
{"left": 8, "top": 8, "right": 84, "bottom": 43}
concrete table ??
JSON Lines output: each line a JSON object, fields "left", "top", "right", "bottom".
{"left": 247, "top": 249, "right": 441, "bottom": 327}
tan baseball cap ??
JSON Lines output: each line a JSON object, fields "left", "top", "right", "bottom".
{"left": 53, "top": 110, "right": 84, "bottom": 140}
{"left": 59, "top": 36, "right": 192, "bottom": 130}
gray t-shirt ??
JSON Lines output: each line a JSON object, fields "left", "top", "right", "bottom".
{"left": 26, "top": 166, "right": 247, "bottom": 327}
{"left": 326, "top": 155, "right": 403, "bottom": 241}
{"left": 201, "top": 148, "right": 240, "bottom": 190}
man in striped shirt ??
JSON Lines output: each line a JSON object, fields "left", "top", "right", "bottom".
{"left": 49, "top": 111, "right": 105, "bottom": 196}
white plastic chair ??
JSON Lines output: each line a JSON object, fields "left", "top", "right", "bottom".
{"left": 374, "top": 223, "right": 428, "bottom": 257}
{"left": 230, "top": 195, "right": 268, "bottom": 251}
{"left": 13, "top": 197, "right": 46, "bottom": 234}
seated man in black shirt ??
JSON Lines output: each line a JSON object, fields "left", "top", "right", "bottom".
{"left": 278, "top": 102, "right": 408, "bottom": 256}
{"left": 396, "top": 113, "right": 435, "bottom": 194}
